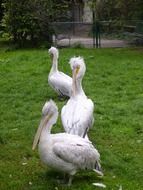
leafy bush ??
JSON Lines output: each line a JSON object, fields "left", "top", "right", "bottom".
{"left": 1, "top": 0, "right": 71, "bottom": 47}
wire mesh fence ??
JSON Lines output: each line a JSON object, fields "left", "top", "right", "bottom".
{"left": 49, "top": 20, "right": 143, "bottom": 48}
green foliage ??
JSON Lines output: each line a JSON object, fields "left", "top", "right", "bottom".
{"left": 2, "top": 0, "right": 41, "bottom": 46}
{"left": 1, "top": 0, "right": 72, "bottom": 47}
{"left": 0, "top": 46, "right": 143, "bottom": 190}
{"left": 0, "top": 0, "right": 4, "bottom": 22}
{"left": 99, "top": 0, "right": 143, "bottom": 21}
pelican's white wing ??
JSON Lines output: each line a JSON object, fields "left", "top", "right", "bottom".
{"left": 48, "top": 71, "right": 72, "bottom": 97}
{"left": 51, "top": 133, "right": 92, "bottom": 145}
{"left": 59, "top": 71, "right": 72, "bottom": 80}
{"left": 53, "top": 135, "right": 100, "bottom": 170}
{"left": 61, "top": 97, "right": 94, "bottom": 137}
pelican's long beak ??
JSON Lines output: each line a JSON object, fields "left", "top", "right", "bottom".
{"left": 72, "top": 66, "right": 80, "bottom": 96}
{"left": 32, "top": 114, "right": 53, "bottom": 150}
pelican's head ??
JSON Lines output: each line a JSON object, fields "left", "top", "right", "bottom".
{"left": 32, "top": 100, "right": 58, "bottom": 150}
{"left": 48, "top": 46, "right": 59, "bottom": 60}
{"left": 69, "top": 56, "right": 86, "bottom": 80}
{"left": 42, "top": 100, "right": 58, "bottom": 118}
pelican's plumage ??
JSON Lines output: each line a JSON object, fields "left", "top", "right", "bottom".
{"left": 32, "top": 100, "right": 102, "bottom": 186}
{"left": 48, "top": 47, "right": 72, "bottom": 97}
{"left": 61, "top": 57, "right": 94, "bottom": 138}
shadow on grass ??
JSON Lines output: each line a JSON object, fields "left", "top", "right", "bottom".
{"left": 41, "top": 169, "right": 103, "bottom": 187}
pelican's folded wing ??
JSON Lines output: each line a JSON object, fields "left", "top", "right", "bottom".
{"left": 49, "top": 72, "right": 72, "bottom": 97}
{"left": 53, "top": 140, "right": 100, "bottom": 170}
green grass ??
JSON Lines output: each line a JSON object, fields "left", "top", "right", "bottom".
{"left": 0, "top": 46, "right": 143, "bottom": 190}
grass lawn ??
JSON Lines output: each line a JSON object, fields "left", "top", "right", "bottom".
{"left": 0, "top": 46, "right": 143, "bottom": 190}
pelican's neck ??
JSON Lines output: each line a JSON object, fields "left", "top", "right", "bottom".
{"left": 40, "top": 121, "right": 52, "bottom": 142}
{"left": 72, "top": 77, "right": 86, "bottom": 97}
{"left": 49, "top": 55, "right": 58, "bottom": 75}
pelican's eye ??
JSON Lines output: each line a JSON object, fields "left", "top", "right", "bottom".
{"left": 76, "top": 66, "right": 80, "bottom": 75}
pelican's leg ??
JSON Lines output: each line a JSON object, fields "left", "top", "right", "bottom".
{"left": 63, "top": 173, "right": 68, "bottom": 181}
{"left": 57, "top": 174, "right": 73, "bottom": 186}
{"left": 68, "top": 175, "right": 73, "bottom": 186}
{"left": 56, "top": 173, "right": 67, "bottom": 184}
{"left": 56, "top": 178, "right": 66, "bottom": 184}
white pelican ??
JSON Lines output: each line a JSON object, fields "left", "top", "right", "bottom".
{"left": 61, "top": 57, "right": 94, "bottom": 138}
{"left": 48, "top": 47, "right": 72, "bottom": 97}
{"left": 32, "top": 100, "right": 103, "bottom": 186}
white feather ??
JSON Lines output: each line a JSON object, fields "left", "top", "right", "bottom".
{"left": 48, "top": 46, "right": 59, "bottom": 58}
{"left": 92, "top": 183, "right": 106, "bottom": 188}
{"left": 48, "top": 47, "right": 72, "bottom": 97}
{"left": 61, "top": 56, "right": 94, "bottom": 138}
{"left": 33, "top": 100, "right": 102, "bottom": 185}
{"left": 42, "top": 99, "right": 58, "bottom": 116}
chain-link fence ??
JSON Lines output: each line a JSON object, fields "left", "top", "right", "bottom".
{"left": 49, "top": 20, "right": 143, "bottom": 48}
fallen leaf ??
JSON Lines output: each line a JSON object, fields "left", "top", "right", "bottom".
{"left": 29, "top": 181, "right": 32, "bottom": 185}
{"left": 22, "top": 162, "right": 27, "bottom": 165}
{"left": 92, "top": 183, "right": 106, "bottom": 188}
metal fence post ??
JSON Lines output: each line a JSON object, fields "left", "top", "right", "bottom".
{"left": 92, "top": 10, "right": 96, "bottom": 48}
{"left": 96, "top": 20, "right": 101, "bottom": 48}
{"left": 92, "top": 10, "right": 100, "bottom": 48}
